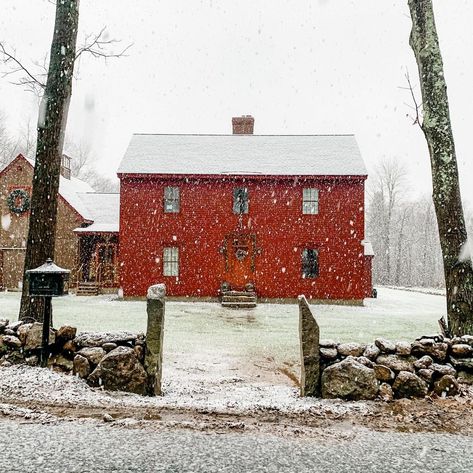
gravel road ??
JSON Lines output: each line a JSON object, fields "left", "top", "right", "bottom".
{"left": 1, "top": 418, "right": 472, "bottom": 473}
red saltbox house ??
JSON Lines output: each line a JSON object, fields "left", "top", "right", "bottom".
{"left": 118, "top": 116, "right": 373, "bottom": 304}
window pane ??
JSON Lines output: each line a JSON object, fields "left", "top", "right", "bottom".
{"left": 164, "top": 187, "right": 180, "bottom": 213}
{"left": 303, "top": 188, "right": 312, "bottom": 200}
{"left": 163, "top": 247, "right": 179, "bottom": 276}
{"left": 233, "top": 188, "right": 249, "bottom": 214}
{"left": 302, "top": 188, "right": 318, "bottom": 215}
{"left": 302, "top": 248, "right": 318, "bottom": 278}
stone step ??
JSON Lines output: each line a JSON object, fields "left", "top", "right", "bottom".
{"left": 222, "top": 291, "right": 256, "bottom": 297}
{"left": 221, "top": 301, "right": 257, "bottom": 309}
{"left": 221, "top": 295, "right": 257, "bottom": 303}
{"left": 76, "top": 282, "right": 100, "bottom": 296}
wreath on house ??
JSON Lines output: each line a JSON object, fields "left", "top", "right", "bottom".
{"left": 7, "top": 189, "right": 30, "bottom": 214}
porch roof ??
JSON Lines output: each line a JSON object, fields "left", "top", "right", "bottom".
{"left": 73, "top": 193, "right": 120, "bottom": 234}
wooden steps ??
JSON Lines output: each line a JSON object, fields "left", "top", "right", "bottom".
{"left": 76, "top": 282, "right": 100, "bottom": 296}
{"left": 221, "top": 291, "right": 257, "bottom": 308}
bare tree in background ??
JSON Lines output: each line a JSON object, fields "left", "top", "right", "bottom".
{"left": 65, "top": 139, "right": 91, "bottom": 177}
{"left": 0, "top": 112, "right": 20, "bottom": 167}
{"left": 0, "top": 112, "right": 37, "bottom": 164}
{"left": 408, "top": 0, "right": 473, "bottom": 335}
{"left": 394, "top": 204, "right": 412, "bottom": 286}
{"left": 367, "top": 158, "right": 407, "bottom": 285}
{"left": 20, "top": 119, "right": 38, "bottom": 160}
{"left": 65, "top": 138, "right": 119, "bottom": 192}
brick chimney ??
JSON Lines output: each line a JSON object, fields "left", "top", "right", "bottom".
{"left": 232, "top": 115, "right": 254, "bottom": 135}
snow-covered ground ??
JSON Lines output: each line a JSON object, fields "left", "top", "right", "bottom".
{"left": 0, "top": 288, "right": 447, "bottom": 414}
{"left": 383, "top": 286, "right": 446, "bottom": 296}
{"left": 0, "top": 287, "right": 445, "bottom": 339}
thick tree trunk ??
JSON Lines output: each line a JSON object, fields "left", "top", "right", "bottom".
{"left": 408, "top": 0, "right": 473, "bottom": 335}
{"left": 19, "top": 1, "right": 79, "bottom": 321}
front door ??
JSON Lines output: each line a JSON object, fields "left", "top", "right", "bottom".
{"left": 95, "top": 243, "right": 117, "bottom": 286}
{"left": 223, "top": 233, "right": 256, "bottom": 290}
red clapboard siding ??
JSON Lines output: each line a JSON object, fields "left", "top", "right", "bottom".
{"left": 118, "top": 175, "right": 370, "bottom": 301}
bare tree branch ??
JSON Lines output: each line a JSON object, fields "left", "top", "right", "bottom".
{"left": 0, "top": 42, "right": 46, "bottom": 94}
{"left": 399, "top": 70, "right": 423, "bottom": 129}
{"left": 75, "top": 27, "right": 133, "bottom": 60}
{"left": 1, "top": 27, "right": 131, "bottom": 96}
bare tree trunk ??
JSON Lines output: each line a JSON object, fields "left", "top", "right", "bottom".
{"left": 408, "top": 0, "right": 473, "bottom": 335}
{"left": 395, "top": 207, "right": 409, "bottom": 286}
{"left": 19, "top": 1, "right": 79, "bottom": 321}
{"left": 385, "top": 202, "right": 392, "bottom": 285}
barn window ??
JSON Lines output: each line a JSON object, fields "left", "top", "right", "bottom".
{"left": 302, "top": 188, "right": 319, "bottom": 214}
{"left": 233, "top": 188, "right": 249, "bottom": 214}
{"left": 163, "top": 247, "right": 179, "bottom": 276}
{"left": 164, "top": 187, "right": 180, "bottom": 213}
{"left": 302, "top": 248, "right": 319, "bottom": 278}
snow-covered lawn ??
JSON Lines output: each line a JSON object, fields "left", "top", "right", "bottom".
{"left": 0, "top": 288, "right": 448, "bottom": 412}
{"left": 1, "top": 288, "right": 445, "bottom": 381}
{"left": 0, "top": 287, "right": 445, "bottom": 343}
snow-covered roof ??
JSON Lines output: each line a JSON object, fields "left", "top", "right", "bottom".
{"left": 2, "top": 155, "right": 118, "bottom": 233}
{"left": 73, "top": 193, "right": 120, "bottom": 233}
{"left": 59, "top": 175, "right": 96, "bottom": 219}
{"left": 18, "top": 157, "right": 96, "bottom": 219}
{"left": 117, "top": 134, "right": 367, "bottom": 177}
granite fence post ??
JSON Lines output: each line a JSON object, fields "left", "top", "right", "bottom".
{"left": 144, "top": 284, "right": 165, "bottom": 396}
{"left": 299, "top": 295, "right": 320, "bottom": 396}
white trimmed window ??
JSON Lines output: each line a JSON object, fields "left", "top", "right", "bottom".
{"left": 164, "top": 186, "right": 180, "bottom": 213}
{"left": 302, "top": 188, "right": 319, "bottom": 215}
{"left": 163, "top": 247, "right": 179, "bottom": 276}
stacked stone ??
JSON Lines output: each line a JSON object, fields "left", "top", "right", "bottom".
{"left": 0, "top": 318, "right": 56, "bottom": 366}
{"left": 0, "top": 319, "right": 147, "bottom": 395}
{"left": 319, "top": 335, "right": 473, "bottom": 401}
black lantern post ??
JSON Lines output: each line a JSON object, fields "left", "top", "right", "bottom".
{"left": 26, "top": 259, "right": 70, "bottom": 367}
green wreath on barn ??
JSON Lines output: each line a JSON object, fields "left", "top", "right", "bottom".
{"left": 7, "top": 189, "right": 30, "bottom": 214}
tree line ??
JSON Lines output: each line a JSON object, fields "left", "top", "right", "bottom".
{"left": 366, "top": 158, "right": 473, "bottom": 289}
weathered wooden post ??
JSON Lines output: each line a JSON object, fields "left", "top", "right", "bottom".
{"left": 298, "top": 295, "right": 320, "bottom": 396}
{"left": 144, "top": 284, "right": 165, "bottom": 396}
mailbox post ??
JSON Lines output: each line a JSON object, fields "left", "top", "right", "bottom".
{"left": 26, "top": 259, "right": 70, "bottom": 367}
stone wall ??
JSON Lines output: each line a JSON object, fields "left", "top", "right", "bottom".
{"left": 318, "top": 335, "right": 473, "bottom": 401}
{"left": 0, "top": 319, "right": 149, "bottom": 395}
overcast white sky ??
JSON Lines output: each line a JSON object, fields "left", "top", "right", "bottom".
{"left": 0, "top": 0, "right": 472, "bottom": 203}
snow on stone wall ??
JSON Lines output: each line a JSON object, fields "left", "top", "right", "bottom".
{"left": 318, "top": 335, "right": 473, "bottom": 400}
{"left": 0, "top": 319, "right": 147, "bottom": 395}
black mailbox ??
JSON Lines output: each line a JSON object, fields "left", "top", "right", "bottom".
{"left": 26, "top": 259, "right": 70, "bottom": 297}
